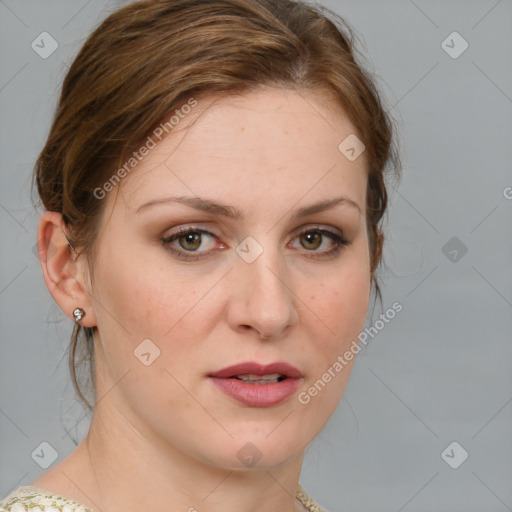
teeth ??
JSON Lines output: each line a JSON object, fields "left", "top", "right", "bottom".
{"left": 235, "top": 373, "right": 284, "bottom": 384}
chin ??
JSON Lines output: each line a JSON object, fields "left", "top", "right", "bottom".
{"left": 196, "top": 427, "right": 308, "bottom": 471}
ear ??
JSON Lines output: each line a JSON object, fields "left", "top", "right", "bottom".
{"left": 37, "top": 211, "right": 97, "bottom": 328}
{"left": 370, "top": 228, "right": 384, "bottom": 275}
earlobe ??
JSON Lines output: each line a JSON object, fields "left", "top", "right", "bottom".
{"left": 37, "top": 211, "right": 97, "bottom": 328}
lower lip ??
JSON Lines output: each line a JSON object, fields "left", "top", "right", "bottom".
{"left": 209, "top": 376, "right": 302, "bottom": 407}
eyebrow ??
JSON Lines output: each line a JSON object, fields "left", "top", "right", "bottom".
{"left": 135, "top": 194, "right": 362, "bottom": 219}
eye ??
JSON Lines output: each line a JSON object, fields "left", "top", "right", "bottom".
{"left": 161, "top": 227, "right": 221, "bottom": 260}
{"left": 291, "top": 228, "right": 349, "bottom": 259}
{"left": 161, "top": 226, "right": 349, "bottom": 261}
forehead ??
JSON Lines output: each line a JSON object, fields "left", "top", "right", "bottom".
{"left": 113, "top": 87, "right": 368, "bottom": 217}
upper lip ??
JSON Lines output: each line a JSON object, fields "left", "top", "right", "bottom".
{"left": 209, "top": 361, "right": 303, "bottom": 379}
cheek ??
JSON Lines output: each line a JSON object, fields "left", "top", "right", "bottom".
{"left": 297, "top": 264, "right": 370, "bottom": 423}
{"left": 303, "top": 262, "right": 370, "bottom": 376}
{"left": 91, "top": 256, "right": 207, "bottom": 401}
{"left": 94, "top": 253, "right": 206, "bottom": 339}
{"left": 91, "top": 251, "right": 222, "bottom": 394}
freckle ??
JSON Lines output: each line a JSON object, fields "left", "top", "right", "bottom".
{"left": 240, "top": 126, "right": 245, "bottom": 132}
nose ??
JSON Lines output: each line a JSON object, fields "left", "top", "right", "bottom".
{"left": 226, "top": 243, "right": 299, "bottom": 340}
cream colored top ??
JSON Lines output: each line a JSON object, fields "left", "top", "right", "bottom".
{"left": 0, "top": 483, "right": 330, "bottom": 512}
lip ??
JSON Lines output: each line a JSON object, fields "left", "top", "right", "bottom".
{"left": 208, "top": 361, "right": 304, "bottom": 407}
{"left": 209, "top": 361, "right": 303, "bottom": 379}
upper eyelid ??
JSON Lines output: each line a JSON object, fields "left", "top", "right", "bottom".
{"left": 163, "top": 222, "right": 345, "bottom": 238}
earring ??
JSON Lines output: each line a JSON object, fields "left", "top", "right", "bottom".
{"left": 73, "top": 307, "right": 85, "bottom": 322}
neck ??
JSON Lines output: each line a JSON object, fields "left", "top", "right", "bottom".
{"left": 53, "top": 381, "right": 307, "bottom": 512}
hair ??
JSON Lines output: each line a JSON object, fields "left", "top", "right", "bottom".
{"left": 33, "top": 0, "right": 401, "bottom": 411}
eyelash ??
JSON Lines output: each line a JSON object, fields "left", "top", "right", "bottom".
{"left": 161, "top": 226, "right": 350, "bottom": 261}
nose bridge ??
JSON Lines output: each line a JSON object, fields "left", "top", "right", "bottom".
{"left": 232, "top": 234, "right": 297, "bottom": 337}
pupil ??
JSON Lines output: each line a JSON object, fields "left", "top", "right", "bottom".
{"left": 181, "top": 233, "right": 201, "bottom": 250}
{"left": 303, "top": 232, "right": 321, "bottom": 249}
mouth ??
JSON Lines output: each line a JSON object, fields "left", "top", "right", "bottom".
{"left": 208, "top": 361, "right": 303, "bottom": 407}
{"left": 231, "top": 373, "right": 287, "bottom": 384}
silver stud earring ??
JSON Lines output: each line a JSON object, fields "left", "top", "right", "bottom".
{"left": 73, "top": 307, "right": 85, "bottom": 322}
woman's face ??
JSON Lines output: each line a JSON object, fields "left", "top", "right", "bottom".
{"left": 85, "top": 86, "right": 371, "bottom": 469}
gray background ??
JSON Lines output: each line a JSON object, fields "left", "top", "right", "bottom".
{"left": 1, "top": 1, "right": 511, "bottom": 511}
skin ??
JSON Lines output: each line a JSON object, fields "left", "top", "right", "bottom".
{"left": 33, "top": 86, "right": 376, "bottom": 512}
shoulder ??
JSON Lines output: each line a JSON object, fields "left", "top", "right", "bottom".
{"left": 296, "top": 482, "right": 331, "bottom": 512}
{"left": 0, "top": 486, "right": 93, "bottom": 512}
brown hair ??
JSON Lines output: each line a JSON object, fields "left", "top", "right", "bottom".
{"left": 33, "top": 0, "right": 401, "bottom": 411}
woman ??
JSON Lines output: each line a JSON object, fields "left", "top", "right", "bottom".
{"left": 1, "top": 0, "right": 400, "bottom": 510}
